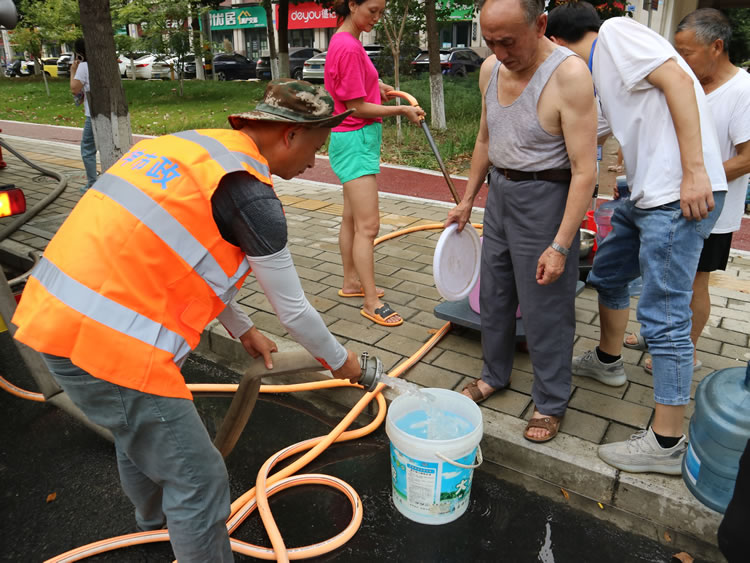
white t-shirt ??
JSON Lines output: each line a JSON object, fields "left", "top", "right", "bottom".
{"left": 74, "top": 61, "right": 91, "bottom": 117}
{"left": 706, "top": 68, "right": 750, "bottom": 233}
{"left": 593, "top": 18, "right": 727, "bottom": 209}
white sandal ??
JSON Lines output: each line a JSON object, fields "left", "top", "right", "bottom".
{"left": 623, "top": 333, "right": 647, "bottom": 351}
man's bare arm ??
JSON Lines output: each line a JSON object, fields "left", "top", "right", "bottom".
{"left": 445, "top": 56, "right": 495, "bottom": 231}
{"left": 724, "top": 139, "right": 750, "bottom": 183}
{"left": 536, "top": 57, "right": 597, "bottom": 285}
{"left": 647, "top": 59, "right": 714, "bottom": 220}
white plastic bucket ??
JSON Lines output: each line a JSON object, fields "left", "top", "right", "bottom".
{"left": 385, "top": 388, "right": 483, "bottom": 525}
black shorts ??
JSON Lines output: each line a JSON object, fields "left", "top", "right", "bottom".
{"left": 697, "top": 232, "right": 733, "bottom": 272}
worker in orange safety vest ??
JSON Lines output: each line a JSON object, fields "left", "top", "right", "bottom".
{"left": 12, "top": 79, "right": 361, "bottom": 563}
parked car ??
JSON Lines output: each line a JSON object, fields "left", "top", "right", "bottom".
{"left": 211, "top": 53, "right": 256, "bottom": 80}
{"left": 364, "top": 43, "right": 421, "bottom": 78}
{"left": 302, "top": 51, "right": 326, "bottom": 83}
{"left": 181, "top": 56, "right": 203, "bottom": 79}
{"left": 4, "top": 57, "right": 23, "bottom": 77}
{"left": 56, "top": 52, "right": 74, "bottom": 77}
{"left": 150, "top": 57, "right": 180, "bottom": 80}
{"left": 410, "top": 48, "right": 484, "bottom": 77}
{"left": 181, "top": 53, "right": 256, "bottom": 80}
{"left": 125, "top": 54, "right": 158, "bottom": 79}
{"left": 117, "top": 52, "right": 150, "bottom": 77}
{"left": 256, "top": 47, "right": 321, "bottom": 80}
{"left": 42, "top": 57, "right": 58, "bottom": 77}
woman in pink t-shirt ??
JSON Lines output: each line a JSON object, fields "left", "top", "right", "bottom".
{"left": 325, "top": 0, "right": 424, "bottom": 328}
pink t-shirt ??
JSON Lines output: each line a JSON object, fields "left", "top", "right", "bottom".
{"left": 324, "top": 32, "right": 382, "bottom": 132}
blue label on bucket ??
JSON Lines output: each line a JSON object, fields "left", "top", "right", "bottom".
{"left": 390, "top": 443, "right": 476, "bottom": 518}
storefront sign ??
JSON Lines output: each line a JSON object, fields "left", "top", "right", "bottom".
{"left": 276, "top": 2, "right": 338, "bottom": 30}
{"left": 206, "top": 7, "right": 266, "bottom": 30}
{"left": 447, "top": 7, "right": 473, "bottom": 21}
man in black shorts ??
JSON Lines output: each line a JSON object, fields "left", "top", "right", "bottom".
{"left": 624, "top": 9, "right": 750, "bottom": 372}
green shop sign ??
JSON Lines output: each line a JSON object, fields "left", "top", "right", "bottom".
{"left": 205, "top": 7, "right": 266, "bottom": 30}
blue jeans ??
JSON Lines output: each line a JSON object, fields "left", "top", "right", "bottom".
{"left": 81, "top": 116, "right": 97, "bottom": 192}
{"left": 42, "top": 354, "right": 234, "bottom": 563}
{"left": 587, "top": 192, "right": 725, "bottom": 406}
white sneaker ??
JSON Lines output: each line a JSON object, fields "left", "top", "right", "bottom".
{"left": 572, "top": 349, "right": 627, "bottom": 387}
{"left": 598, "top": 427, "right": 687, "bottom": 475}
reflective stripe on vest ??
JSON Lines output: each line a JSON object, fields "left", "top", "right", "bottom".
{"left": 32, "top": 256, "right": 192, "bottom": 362}
{"left": 93, "top": 174, "right": 250, "bottom": 302}
{"left": 172, "top": 130, "right": 271, "bottom": 178}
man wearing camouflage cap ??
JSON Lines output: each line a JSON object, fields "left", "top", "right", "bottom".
{"left": 12, "top": 79, "right": 361, "bottom": 562}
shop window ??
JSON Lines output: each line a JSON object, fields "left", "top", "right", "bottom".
{"left": 290, "top": 29, "right": 315, "bottom": 48}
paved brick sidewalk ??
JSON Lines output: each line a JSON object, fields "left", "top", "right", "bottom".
{"left": 2, "top": 134, "right": 749, "bottom": 556}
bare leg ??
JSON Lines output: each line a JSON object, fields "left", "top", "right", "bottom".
{"left": 690, "top": 271, "right": 711, "bottom": 363}
{"left": 599, "top": 303, "right": 629, "bottom": 357}
{"left": 342, "top": 176, "right": 400, "bottom": 323}
{"left": 340, "top": 186, "right": 357, "bottom": 291}
{"left": 652, "top": 403, "right": 686, "bottom": 437}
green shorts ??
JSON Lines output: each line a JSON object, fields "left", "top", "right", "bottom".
{"left": 328, "top": 122, "right": 382, "bottom": 184}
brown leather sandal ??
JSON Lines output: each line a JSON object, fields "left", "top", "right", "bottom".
{"left": 523, "top": 415, "right": 562, "bottom": 443}
{"left": 461, "top": 380, "right": 497, "bottom": 404}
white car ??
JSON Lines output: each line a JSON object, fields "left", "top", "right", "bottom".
{"left": 151, "top": 57, "right": 178, "bottom": 80}
{"left": 117, "top": 52, "right": 150, "bottom": 77}
{"left": 125, "top": 55, "right": 157, "bottom": 79}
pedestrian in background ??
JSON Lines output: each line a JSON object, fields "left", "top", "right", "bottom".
{"left": 447, "top": 0, "right": 597, "bottom": 443}
{"left": 547, "top": 2, "right": 727, "bottom": 475}
{"left": 70, "top": 37, "right": 97, "bottom": 193}
{"left": 325, "top": 0, "right": 424, "bottom": 328}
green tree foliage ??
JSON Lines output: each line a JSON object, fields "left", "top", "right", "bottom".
{"left": 727, "top": 8, "right": 750, "bottom": 65}
{"left": 13, "top": 0, "right": 80, "bottom": 60}
{"left": 547, "top": 0, "right": 632, "bottom": 20}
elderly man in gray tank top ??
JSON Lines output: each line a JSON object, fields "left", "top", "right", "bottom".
{"left": 445, "top": 0, "right": 597, "bottom": 442}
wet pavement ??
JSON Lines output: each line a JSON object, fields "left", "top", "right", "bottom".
{"left": 1, "top": 332, "right": 678, "bottom": 562}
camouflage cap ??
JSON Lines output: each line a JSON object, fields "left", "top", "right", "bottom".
{"left": 228, "top": 78, "right": 354, "bottom": 130}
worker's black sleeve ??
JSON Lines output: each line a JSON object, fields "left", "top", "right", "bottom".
{"left": 211, "top": 171, "right": 287, "bottom": 256}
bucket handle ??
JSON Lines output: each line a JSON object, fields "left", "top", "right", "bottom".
{"left": 435, "top": 445, "right": 483, "bottom": 469}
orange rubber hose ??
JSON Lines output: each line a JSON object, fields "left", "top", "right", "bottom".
{"left": 4, "top": 223, "right": 463, "bottom": 561}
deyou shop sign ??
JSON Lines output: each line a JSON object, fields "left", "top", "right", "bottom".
{"left": 276, "top": 2, "right": 338, "bottom": 30}
{"left": 206, "top": 7, "right": 267, "bottom": 30}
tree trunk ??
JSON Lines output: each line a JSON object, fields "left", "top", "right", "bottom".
{"left": 263, "top": 0, "right": 279, "bottom": 80}
{"left": 78, "top": 0, "right": 133, "bottom": 171}
{"left": 36, "top": 56, "right": 50, "bottom": 96}
{"left": 278, "top": 0, "right": 289, "bottom": 77}
{"left": 425, "top": 0, "right": 446, "bottom": 130}
{"left": 190, "top": 2, "right": 205, "bottom": 80}
{"left": 201, "top": 10, "right": 217, "bottom": 81}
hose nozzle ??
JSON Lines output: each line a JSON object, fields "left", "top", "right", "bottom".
{"left": 358, "top": 351, "right": 384, "bottom": 392}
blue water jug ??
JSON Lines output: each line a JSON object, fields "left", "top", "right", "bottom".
{"left": 683, "top": 362, "right": 750, "bottom": 513}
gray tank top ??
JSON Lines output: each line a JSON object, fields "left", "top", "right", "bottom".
{"left": 486, "top": 47, "right": 575, "bottom": 171}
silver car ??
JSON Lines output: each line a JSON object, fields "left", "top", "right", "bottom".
{"left": 302, "top": 51, "right": 326, "bottom": 83}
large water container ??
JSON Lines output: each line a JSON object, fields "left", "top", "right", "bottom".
{"left": 683, "top": 362, "right": 750, "bottom": 513}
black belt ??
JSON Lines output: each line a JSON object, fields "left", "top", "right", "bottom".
{"left": 495, "top": 167, "right": 572, "bottom": 183}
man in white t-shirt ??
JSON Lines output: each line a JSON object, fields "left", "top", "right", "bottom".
{"left": 70, "top": 38, "right": 97, "bottom": 193}
{"left": 546, "top": 4, "right": 727, "bottom": 475}
{"left": 625, "top": 9, "right": 750, "bottom": 375}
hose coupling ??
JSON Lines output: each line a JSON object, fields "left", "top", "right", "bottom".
{"left": 358, "top": 351, "right": 384, "bottom": 392}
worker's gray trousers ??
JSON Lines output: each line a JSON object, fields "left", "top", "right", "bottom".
{"left": 42, "top": 354, "right": 234, "bottom": 563}
{"left": 479, "top": 169, "right": 579, "bottom": 417}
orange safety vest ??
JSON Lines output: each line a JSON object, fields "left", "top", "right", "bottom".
{"left": 13, "top": 129, "right": 273, "bottom": 399}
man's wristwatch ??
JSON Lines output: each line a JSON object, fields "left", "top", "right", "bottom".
{"left": 550, "top": 241, "right": 569, "bottom": 257}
